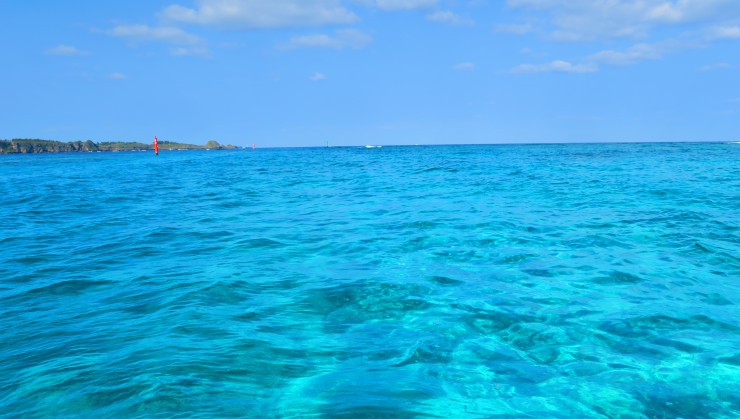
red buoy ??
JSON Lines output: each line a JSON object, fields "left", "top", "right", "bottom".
{"left": 154, "top": 136, "right": 159, "bottom": 155}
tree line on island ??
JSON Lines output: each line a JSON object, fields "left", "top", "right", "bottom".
{"left": 0, "top": 139, "right": 238, "bottom": 154}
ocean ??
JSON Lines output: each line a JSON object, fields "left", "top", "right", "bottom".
{"left": 1, "top": 143, "right": 738, "bottom": 417}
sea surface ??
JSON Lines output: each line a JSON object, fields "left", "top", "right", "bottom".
{"left": 0, "top": 143, "right": 738, "bottom": 418}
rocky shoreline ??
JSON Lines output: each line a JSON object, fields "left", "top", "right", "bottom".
{"left": 0, "top": 139, "right": 237, "bottom": 154}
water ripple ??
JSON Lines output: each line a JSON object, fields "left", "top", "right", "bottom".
{"left": 0, "top": 144, "right": 738, "bottom": 417}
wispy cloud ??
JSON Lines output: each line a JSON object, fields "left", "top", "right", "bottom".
{"left": 453, "top": 62, "right": 475, "bottom": 71}
{"left": 700, "top": 63, "right": 738, "bottom": 71}
{"left": 495, "top": 22, "right": 534, "bottom": 35}
{"left": 505, "top": 0, "right": 740, "bottom": 41}
{"left": 511, "top": 60, "right": 597, "bottom": 74}
{"left": 514, "top": 39, "right": 697, "bottom": 74}
{"left": 427, "top": 10, "right": 473, "bottom": 26}
{"left": 107, "top": 24, "right": 209, "bottom": 56}
{"left": 310, "top": 72, "right": 326, "bottom": 81}
{"left": 170, "top": 46, "right": 211, "bottom": 56}
{"left": 286, "top": 29, "right": 372, "bottom": 49}
{"left": 45, "top": 45, "right": 88, "bottom": 56}
{"left": 707, "top": 25, "right": 740, "bottom": 39}
{"left": 589, "top": 40, "right": 693, "bottom": 66}
{"left": 353, "top": 0, "right": 437, "bottom": 11}
{"left": 109, "top": 73, "right": 127, "bottom": 80}
{"left": 107, "top": 24, "right": 203, "bottom": 45}
{"left": 163, "top": 0, "right": 357, "bottom": 28}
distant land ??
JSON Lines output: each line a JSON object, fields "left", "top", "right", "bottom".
{"left": 0, "top": 139, "right": 237, "bottom": 154}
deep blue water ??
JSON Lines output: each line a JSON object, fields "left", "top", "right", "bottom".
{"left": 0, "top": 143, "right": 738, "bottom": 418}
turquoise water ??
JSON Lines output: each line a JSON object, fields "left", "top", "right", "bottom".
{"left": 1, "top": 143, "right": 738, "bottom": 417}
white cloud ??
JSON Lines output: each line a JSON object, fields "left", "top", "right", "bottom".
{"left": 108, "top": 24, "right": 204, "bottom": 45}
{"left": 163, "top": 0, "right": 357, "bottom": 28}
{"left": 107, "top": 24, "right": 210, "bottom": 56}
{"left": 708, "top": 26, "right": 740, "bottom": 39}
{"left": 310, "top": 72, "right": 326, "bottom": 81}
{"left": 700, "top": 63, "right": 737, "bottom": 71}
{"left": 642, "top": 0, "right": 740, "bottom": 23}
{"left": 454, "top": 62, "right": 475, "bottom": 71}
{"left": 427, "top": 10, "right": 474, "bottom": 26}
{"left": 495, "top": 22, "right": 534, "bottom": 35}
{"left": 170, "top": 46, "right": 211, "bottom": 56}
{"left": 511, "top": 60, "right": 598, "bottom": 74}
{"left": 505, "top": 0, "right": 740, "bottom": 41}
{"left": 45, "top": 45, "right": 88, "bottom": 56}
{"left": 589, "top": 41, "right": 690, "bottom": 66}
{"left": 514, "top": 39, "right": 701, "bottom": 75}
{"left": 287, "top": 29, "right": 372, "bottom": 49}
{"left": 353, "top": 0, "right": 437, "bottom": 10}
{"left": 109, "top": 73, "right": 127, "bottom": 80}
{"left": 646, "top": 3, "right": 684, "bottom": 22}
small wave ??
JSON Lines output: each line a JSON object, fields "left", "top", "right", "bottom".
{"left": 500, "top": 253, "right": 537, "bottom": 264}
{"left": 28, "top": 279, "right": 116, "bottom": 296}
{"left": 415, "top": 167, "right": 459, "bottom": 174}
{"left": 593, "top": 270, "right": 644, "bottom": 285}
{"left": 394, "top": 345, "right": 452, "bottom": 367}
{"left": 233, "top": 238, "right": 285, "bottom": 249}
{"left": 428, "top": 276, "right": 463, "bottom": 286}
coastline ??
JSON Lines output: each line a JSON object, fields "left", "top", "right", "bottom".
{"left": 0, "top": 139, "right": 237, "bottom": 154}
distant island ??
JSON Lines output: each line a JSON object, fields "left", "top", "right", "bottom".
{"left": 0, "top": 139, "right": 238, "bottom": 154}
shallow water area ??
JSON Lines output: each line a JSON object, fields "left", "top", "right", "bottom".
{"left": 1, "top": 143, "right": 738, "bottom": 417}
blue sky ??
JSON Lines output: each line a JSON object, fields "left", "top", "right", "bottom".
{"left": 2, "top": 0, "right": 739, "bottom": 147}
